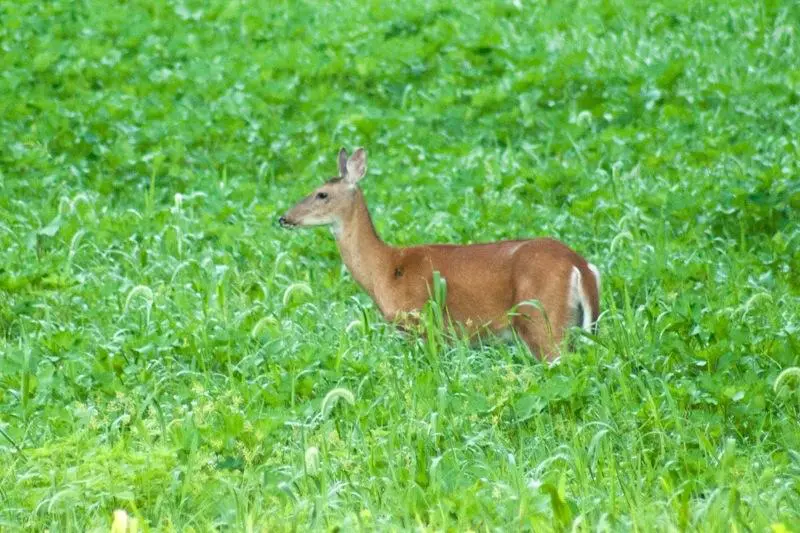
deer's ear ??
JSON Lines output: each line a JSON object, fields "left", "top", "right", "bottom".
{"left": 337, "top": 148, "right": 349, "bottom": 178}
{"left": 345, "top": 148, "right": 367, "bottom": 185}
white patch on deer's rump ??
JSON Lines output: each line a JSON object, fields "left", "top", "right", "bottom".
{"left": 588, "top": 263, "right": 601, "bottom": 294}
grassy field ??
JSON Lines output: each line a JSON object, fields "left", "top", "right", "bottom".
{"left": 1, "top": 0, "right": 800, "bottom": 530}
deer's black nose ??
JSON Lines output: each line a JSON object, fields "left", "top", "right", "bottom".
{"left": 279, "top": 216, "right": 288, "bottom": 227}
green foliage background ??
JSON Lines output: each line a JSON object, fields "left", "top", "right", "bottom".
{"left": 1, "top": 0, "right": 799, "bottom": 530}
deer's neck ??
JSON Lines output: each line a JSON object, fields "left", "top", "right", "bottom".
{"left": 334, "top": 189, "right": 393, "bottom": 297}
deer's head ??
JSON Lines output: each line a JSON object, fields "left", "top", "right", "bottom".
{"left": 279, "top": 148, "right": 367, "bottom": 231}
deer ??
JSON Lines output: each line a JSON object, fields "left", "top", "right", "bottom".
{"left": 278, "top": 148, "right": 601, "bottom": 361}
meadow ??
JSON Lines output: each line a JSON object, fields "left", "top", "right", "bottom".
{"left": 1, "top": 0, "right": 799, "bottom": 530}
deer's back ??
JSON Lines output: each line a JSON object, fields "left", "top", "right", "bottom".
{"left": 382, "top": 237, "right": 589, "bottom": 328}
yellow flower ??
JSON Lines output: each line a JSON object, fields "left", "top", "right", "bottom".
{"left": 111, "top": 509, "right": 139, "bottom": 533}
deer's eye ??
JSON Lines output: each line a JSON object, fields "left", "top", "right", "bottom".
{"left": 316, "top": 192, "right": 329, "bottom": 200}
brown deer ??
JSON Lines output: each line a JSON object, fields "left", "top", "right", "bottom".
{"left": 279, "top": 148, "right": 600, "bottom": 360}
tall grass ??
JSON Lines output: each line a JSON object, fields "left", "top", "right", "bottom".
{"left": 1, "top": 0, "right": 799, "bottom": 529}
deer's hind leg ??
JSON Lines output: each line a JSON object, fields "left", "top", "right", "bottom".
{"left": 511, "top": 269, "right": 573, "bottom": 362}
{"left": 512, "top": 308, "right": 563, "bottom": 361}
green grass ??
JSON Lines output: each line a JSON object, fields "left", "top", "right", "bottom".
{"left": 1, "top": 0, "right": 800, "bottom": 530}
